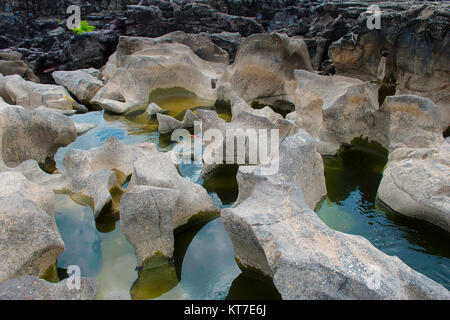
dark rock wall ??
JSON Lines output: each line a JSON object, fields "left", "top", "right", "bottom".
{"left": 0, "top": 0, "right": 448, "bottom": 90}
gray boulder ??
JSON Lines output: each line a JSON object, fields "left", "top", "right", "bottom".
{"left": 222, "top": 178, "right": 450, "bottom": 300}
{"left": 121, "top": 152, "right": 218, "bottom": 266}
{"left": 216, "top": 33, "right": 313, "bottom": 112}
{"left": 52, "top": 68, "right": 104, "bottom": 105}
{"left": 92, "top": 37, "right": 223, "bottom": 114}
{"left": 146, "top": 102, "right": 166, "bottom": 119}
{"left": 377, "top": 95, "right": 449, "bottom": 232}
{"left": 121, "top": 185, "right": 177, "bottom": 265}
{"left": 61, "top": 137, "right": 157, "bottom": 218}
{"left": 157, "top": 110, "right": 199, "bottom": 135}
{"left": 0, "top": 276, "right": 97, "bottom": 300}
{"left": 0, "top": 101, "right": 77, "bottom": 169}
{"left": 0, "top": 74, "right": 86, "bottom": 112}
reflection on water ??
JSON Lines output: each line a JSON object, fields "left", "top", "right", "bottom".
{"left": 52, "top": 95, "right": 280, "bottom": 299}
{"left": 316, "top": 141, "right": 450, "bottom": 289}
{"left": 226, "top": 272, "right": 282, "bottom": 300}
{"left": 130, "top": 255, "right": 179, "bottom": 300}
{"left": 202, "top": 165, "right": 239, "bottom": 206}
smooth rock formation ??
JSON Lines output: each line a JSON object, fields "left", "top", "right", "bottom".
{"left": 91, "top": 36, "right": 224, "bottom": 114}
{"left": 0, "top": 50, "right": 39, "bottom": 82}
{"left": 157, "top": 110, "right": 199, "bottom": 135}
{"left": 61, "top": 137, "right": 157, "bottom": 218}
{"left": 121, "top": 152, "right": 219, "bottom": 265}
{"left": 235, "top": 130, "right": 327, "bottom": 211}
{"left": 146, "top": 102, "right": 166, "bottom": 119}
{"left": 121, "top": 185, "right": 177, "bottom": 265}
{"left": 0, "top": 101, "right": 77, "bottom": 169}
{"left": 52, "top": 68, "right": 104, "bottom": 105}
{"left": 216, "top": 33, "right": 313, "bottom": 113}
{"left": 377, "top": 95, "right": 449, "bottom": 232}
{"left": 0, "top": 172, "right": 64, "bottom": 283}
{"left": 221, "top": 131, "right": 450, "bottom": 299}
{"left": 198, "top": 98, "right": 298, "bottom": 178}
{"left": 0, "top": 74, "right": 86, "bottom": 111}
{"left": 0, "top": 276, "right": 97, "bottom": 300}
{"left": 380, "top": 95, "right": 444, "bottom": 151}
{"left": 222, "top": 179, "right": 449, "bottom": 299}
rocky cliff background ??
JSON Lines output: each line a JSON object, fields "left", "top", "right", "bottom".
{"left": 1, "top": 0, "right": 449, "bottom": 122}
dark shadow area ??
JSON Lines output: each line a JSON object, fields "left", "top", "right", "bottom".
{"left": 226, "top": 272, "right": 282, "bottom": 300}
{"left": 202, "top": 164, "right": 239, "bottom": 206}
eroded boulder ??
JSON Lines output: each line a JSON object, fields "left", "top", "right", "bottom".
{"left": 61, "top": 137, "right": 157, "bottom": 218}
{"left": 157, "top": 110, "right": 199, "bottom": 135}
{"left": 222, "top": 173, "right": 449, "bottom": 299}
{"left": 0, "top": 172, "right": 64, "bottom": 283}
{"left": 0, "top": 74, "right": 86, "bottom": 111}
{"left": 289, "top": 70, "right": 384, "bottom": 155}
{"left": 377, "top": 95, "right": 449, "bottom": 232}
{"left": 216, "top": 32, "right": 313, "bottom": 113}
{"left": 52, "top": 68, "right": 104, "bottom": 105}
{"left": 91, "top": 37, "right": 224, "bottom": 114}
{"left": 0, "top": 101, "right": 77, "bottom": 169}
{"left": 121, "top": 152, "right": 218, "bottom": 266}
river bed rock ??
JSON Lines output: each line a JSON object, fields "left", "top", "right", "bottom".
{"left": 121, "top": 152, "right": 219, "bottom": 266}
{"left": 0, "top": 101, "right": 77, "bottom": 169}
{"left": 52, "top": 68, "right": 104, "bottom": 105}
{"left": 216, "top": 32, "right": 313, "bottom": 113}
{"left": 91, "top": 36, "right": 224, "bottom": 114}
{"left": 377, "top": 95, "right": 450, "bottom": 232}
{"left": 0, "top": 74, "right": 86, "bottom": 111}
{"left": 0, "top": 172, "right": 64, "bottom": 283}
{"left": 222, "top": 133, "right": 450, "bottom": 299}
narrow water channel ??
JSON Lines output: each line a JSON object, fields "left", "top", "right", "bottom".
{"left": 316, "top": 140, "right": 450, "bottom": 289}
{"left": 50, "top": 89, "right": 280, "bottom": 300}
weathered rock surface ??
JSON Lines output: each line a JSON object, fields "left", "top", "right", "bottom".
{"left": 377, "top": 95, "right": 449, "bottom": 232}
{"left": 0, "top": 172, "right": 64, "bottom": 283}
{"left": 121, "top": 152, "right": 219, "bottom": 265}
{"left": 61, "top": 137, "right": 157, "bottom": 218}
{"left": 0, "top": 50, "right": 39, "bottom": 82}
{"left": 0, "top": 101, "right": 77, "bottom": 169}
{"left": 216, "top": 32, "right": 313, "bottom": 113}
{"left": 52, "top": 68, "right": 104, "bottom": 105}
{"left": 91, "top": 36, "right": 224, "bottom": 114}
{"left": 157, "top": 110, "right": 199, "bottom": 135}
{"left": 380, "top": 95, "right": 444, "bottom": 151}
{"left": 0, "top": 74, "right": 85, "bottom": 111}
{"left": 146, "top": 102, "right": 166, "bottom": 119}
{"left": 289, "top": 70, "right": 383, "bottom": 155}
{"left": 329, "top": 3, "right": 450, "bottom": 129}
{"left": 197, "top": 98, "right": 297, "bottom": 178}
{"left": 222, "top": 131, "right": 450, "bottom": 299}
{"left": 0, "top": 276, "right": 97, "bottom": 300}
{"left": 235, "top": 130, "right": 327, "bottom": 211}
{"left": 120, "top": 185, "right": 177, "bottom": 264}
